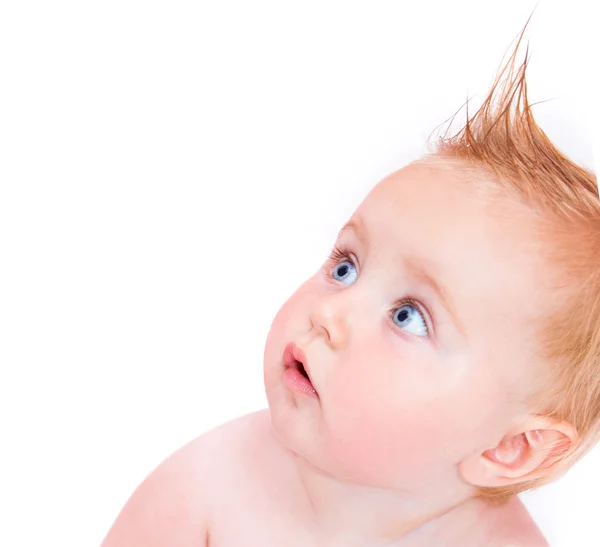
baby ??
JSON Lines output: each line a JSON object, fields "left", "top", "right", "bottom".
{"left": 100, "top": 23, "right": 599, "bottom": 547}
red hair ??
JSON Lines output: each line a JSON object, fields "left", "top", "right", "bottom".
{"left": 424, "top": 12, "right": 599, "bottom": 504}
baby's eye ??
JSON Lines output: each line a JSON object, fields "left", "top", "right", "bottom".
{"left": 328, "top": 246, "right": 431, "bottom": 339}
{"left": 332, "top": 258, "right": 358, "bottom": 285}
{"left": 392, "top": 303, "right": 428, "bottom": 337}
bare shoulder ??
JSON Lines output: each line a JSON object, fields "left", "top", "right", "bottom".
{"left": 100, "top": 409, "right": 273, "bottom": 547}
{"left": 485, "top": 496, "right": 549, "bottom": 547}
{"left": 171, "top": 407, "right": 274, "bottom": 469}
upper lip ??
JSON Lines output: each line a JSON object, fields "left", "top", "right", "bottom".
{"left": 283, "top": 342, "right": 315, "bottom": 386}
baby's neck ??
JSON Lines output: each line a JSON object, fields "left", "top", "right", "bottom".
{"left": 287, "top": 451, "right": 488, "bottom": 547}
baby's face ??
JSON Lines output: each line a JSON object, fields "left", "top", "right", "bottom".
{"left": 263, "top": 159, "right": 555, "bottom": 493}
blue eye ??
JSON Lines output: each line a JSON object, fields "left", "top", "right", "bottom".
{"left": 327, "top": 245, "right": 430, "bottom": 339}
{"left": 332, "top": 259, "right": 358, "bottom": 285}
{"left": 392, "top": 303, "right": 428, "bottom": 337}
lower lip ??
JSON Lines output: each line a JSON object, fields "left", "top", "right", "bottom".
{"left": 283, "top": 366, "right": 319, "bottom": 398}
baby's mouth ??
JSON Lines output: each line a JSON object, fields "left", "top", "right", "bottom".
{"left": 291, "top": 360, "right": 310, "bottom": 380}
{"left": 282, "top": 342, "right": 318, "bottom": 395}
{"left": 286, "top": 359, "right": 318, "bottom": 395}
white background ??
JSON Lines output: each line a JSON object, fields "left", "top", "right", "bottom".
{"left": 0, "top": 1, "right": 597, "bottom": 546}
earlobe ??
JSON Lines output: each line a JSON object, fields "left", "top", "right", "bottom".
{"left": 459, "top": 419, "right": 579, "bottom": 489}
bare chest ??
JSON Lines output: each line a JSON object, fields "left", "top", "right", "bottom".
{"left": 206, "top": 472, "right": 315, "bottom": 547}
{"left": 205, "top": 491, "right": 531, "bottom": 547}
{"left": 205, "top": 483, "right": 494, "bottom": 547}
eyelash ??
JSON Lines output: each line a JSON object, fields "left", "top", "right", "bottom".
{"left": 326, "top": 243, "right": 432, "bottom": 337}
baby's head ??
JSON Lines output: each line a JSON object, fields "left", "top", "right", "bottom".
{"left": 263, "top": 27, "right": 599, "bottom": 507}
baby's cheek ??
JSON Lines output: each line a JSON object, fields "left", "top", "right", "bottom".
{"left": 268, "top": 278, "right": 317, "bottom": 334}
{"left": 263, "top": 284, "right": 310, "bottom": 361}
{"left": 323, "top": 385, "right": 453, "bottom": 487}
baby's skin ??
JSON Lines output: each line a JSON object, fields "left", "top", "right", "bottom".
{"left": 102, "top": 158, "right": 557, "bottom": 546}
{"left": 101, "top": 410, "right": 547, "bottom": 546}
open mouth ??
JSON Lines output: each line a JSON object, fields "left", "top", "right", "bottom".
{"left": 282, "top": 342, "right": 318, "bottom": 396}
{"left": 291, "top": 360, "right": 310, "bottom": 379}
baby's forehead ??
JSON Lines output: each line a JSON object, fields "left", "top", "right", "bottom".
{"left": 363, "top": 161, "right": 542, "bottom": 244}
{"left": 353, "top": 162, "right": 558, "bottom": 328}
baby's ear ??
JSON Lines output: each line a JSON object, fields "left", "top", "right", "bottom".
{"left": 458, "top": 417, "right": 579, "bottom": 488}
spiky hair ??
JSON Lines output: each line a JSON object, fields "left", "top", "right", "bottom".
{"left": 425, "top": 12, "right": 598, "bottom": 504}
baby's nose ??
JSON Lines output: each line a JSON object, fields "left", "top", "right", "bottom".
{"left": 309, "top": 295, "right": 348, "bottom": 349}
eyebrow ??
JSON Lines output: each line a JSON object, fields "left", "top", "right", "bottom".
{"left": 338, "top": 218, "right": 368, "bottom": 247}
{"left": 338, "top": 218, "right": 468, "bottom": 338}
